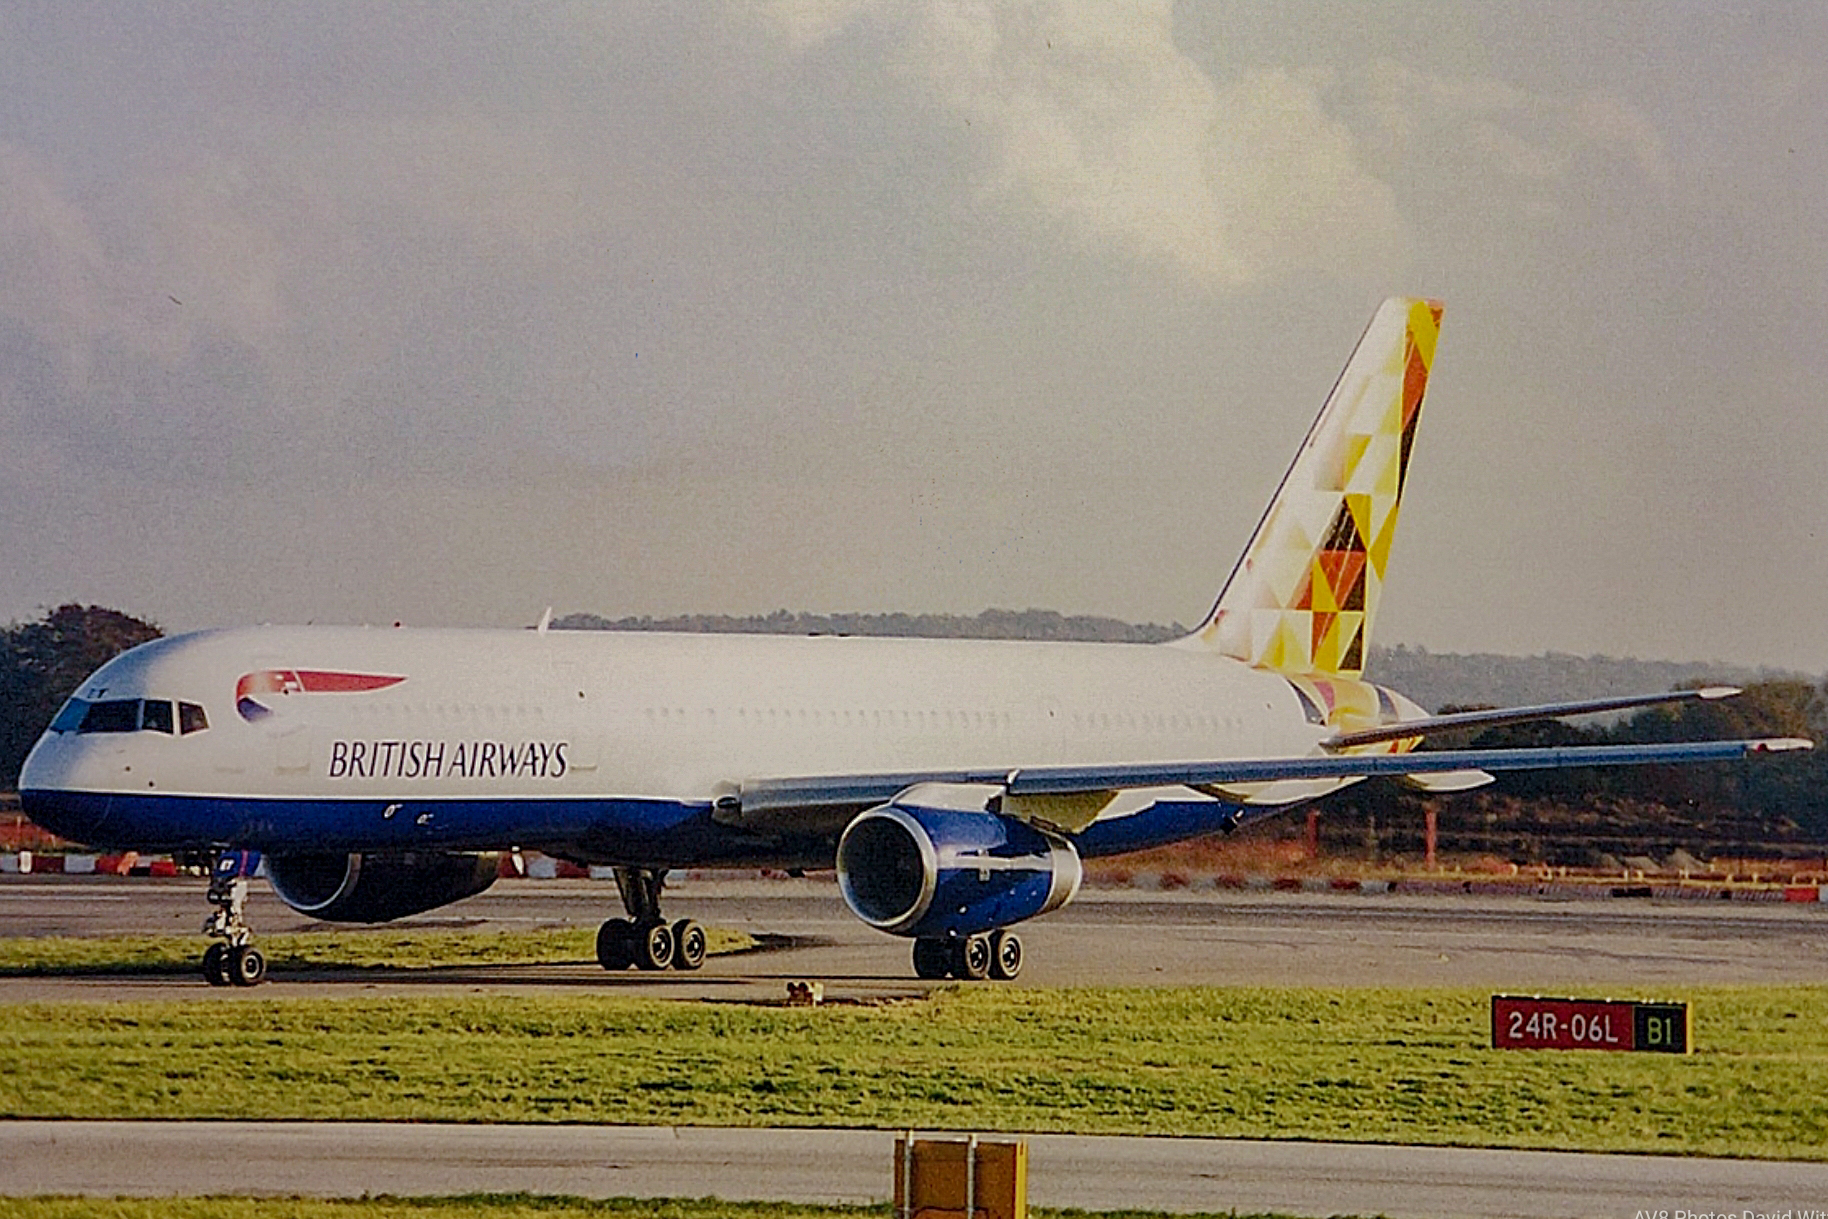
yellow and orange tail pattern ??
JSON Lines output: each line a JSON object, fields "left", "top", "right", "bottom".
{"left": 1190, "top": 298, "right": 1443, "bottom": 678}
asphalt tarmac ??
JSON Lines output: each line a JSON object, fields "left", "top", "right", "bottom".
{"left": 3, "top": 872, "right": 1827, "bottom": 1001}
{"left": 4, "top": 873, "right": 1827, "bottom": 1216}
{"left": 4, "top": 1120, "right": 1826, "bottom": 1219}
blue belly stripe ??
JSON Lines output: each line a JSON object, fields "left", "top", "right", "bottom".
{"left": 24, "top": 788, "right": 1284, "bottom": 869}
{"left": 19, "top": 788, "right": 815, "bottom": 868}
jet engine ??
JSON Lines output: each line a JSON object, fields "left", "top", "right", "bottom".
{"left": 265, "top": 850, "right": 502, "bottom": 923}
{"left": 835, "top": 801, "right": 1081, "bottom": 939}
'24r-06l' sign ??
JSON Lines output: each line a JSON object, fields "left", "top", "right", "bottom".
{"left": 1491, "top": 996, "right": 1690, "bottom": 1054}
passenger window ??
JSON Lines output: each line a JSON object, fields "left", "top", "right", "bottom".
{"left": 140, "top": 700, "right": 174, "bottom": 734}
{"left": 179, "top": 702, "right": 209, "bottom": 735}
{"left": 80, "top": 700, "right": 141, "bottom": 733}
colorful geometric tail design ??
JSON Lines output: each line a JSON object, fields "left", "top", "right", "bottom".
{"left": 1183, "top": 298, "right": 1444, "bottom": 677}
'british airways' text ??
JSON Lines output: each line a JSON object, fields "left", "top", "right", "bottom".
{"left": 326, "top": 739, "right": 569, "bottom": 780}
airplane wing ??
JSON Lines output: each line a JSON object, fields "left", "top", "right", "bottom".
{"left": 995, "top": 737, "right": 1809, "bottom": 794}
{"left": 1322, "top": 686, "right": 1742, "bottom": 749}
{"left": 727, "top": 735, "right": 1811, "bottom": 834}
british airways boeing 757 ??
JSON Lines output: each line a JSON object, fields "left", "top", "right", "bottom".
{"left": 19, "top": 299, "right": 1808, "bottom": 986}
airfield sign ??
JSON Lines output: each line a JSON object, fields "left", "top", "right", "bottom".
{"left": 1491, "top": 995, "right": 1690, "bottom": 1054}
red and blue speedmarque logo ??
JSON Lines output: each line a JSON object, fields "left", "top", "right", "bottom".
{"left": 235, "top": 670, "right": 405, "bottom": 722}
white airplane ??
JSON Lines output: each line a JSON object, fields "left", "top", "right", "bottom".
{"left": 19, "top": 298, "right": 1808, "bottom": 987}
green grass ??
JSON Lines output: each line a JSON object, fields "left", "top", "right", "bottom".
{"left": 4, "top": 986, "right": 1828, "bottom": 1159}
{"left": 0, "top": 1198, "right": 1314, "bottom": 1219}
{"left": 0, "top": 928, "right": 755, "bottom": 975}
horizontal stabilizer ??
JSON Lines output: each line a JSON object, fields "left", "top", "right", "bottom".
{"left": 1324, "top": 686, "right": 1743, "bottom": 750}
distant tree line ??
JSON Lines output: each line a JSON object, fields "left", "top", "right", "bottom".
{"left": 1317, "top": 679, "right": 1828, "bottom": 860}
{"left": 561, "top": 617, "right": 1806, "bottom": 702}
{"left": 554, "top": 608, "right": 1186, "bottom": 643}
{"left": 1370, "top": 643, "right": 1804, "bottom": 721}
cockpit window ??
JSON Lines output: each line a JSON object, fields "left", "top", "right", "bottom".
{"left": 49, "top": 698, "right": 89, "bottom": 733}
{"left": 79, "top": 700, "right": 141, "bottom": 733}
{"left": 140, "top": 699, "right": 174, "bottom": 734}
{"left": 48, "top": 697, "right": 206, "bottom": 735}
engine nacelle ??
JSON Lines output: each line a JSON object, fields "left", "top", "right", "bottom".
{"left": 836, "top": 803, "right": 1081, "bottom": 939}
{"left": 265, "top": 850, "right": 501, "bottom": 923}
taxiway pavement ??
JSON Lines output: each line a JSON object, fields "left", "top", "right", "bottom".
{"left": 2, "top": 1120, "right": 1823, "bottom": 1219}
{"left": 2, "top": 873, "right": 1826, "bottom": 1001}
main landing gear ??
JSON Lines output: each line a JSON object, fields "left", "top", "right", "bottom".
{"left": 911, "top": 929, "right": 1023, "bottom": 982}
{"left": 201, "top": 852, "right": 267, "bottom": 987}
{"left": 594, "top": 866, "right": 706, "bottom": 973}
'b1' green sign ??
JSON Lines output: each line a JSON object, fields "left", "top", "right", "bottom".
{"left": 1633, "top": 1002, "right": 1689, "bottom": 1054}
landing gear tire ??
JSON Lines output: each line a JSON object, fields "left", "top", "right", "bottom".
{"left": 602, "top": 868, "right": 696, "bottom": 975}
{"left": 988, "top": 929, "right": 1023, "bottom": 981}
{"left": 951, "top": 934, "right": 992, "bottom": 981}
{"left": 634, "top": 920, "right": 676, "bottom": 971}
{"left": 672, "top": 919, "right": 707, "bottom": 971}
{"left": 201, "top": 852, "right": 261, "bottom": 986}
{"left": 228, "top": 945, "right": 266, "bottom": 987}
{"left": 912, "top": 938, "right": 951, "bottom": 980}
{"left": 202, "top": 943, "right": 232, "bottom": 987}
{"left": 596, "top": 918, "right": 634, "bottom": 971}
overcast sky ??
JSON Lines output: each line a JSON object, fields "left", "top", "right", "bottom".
{"left": 3, "top": 2, "right": 1824, "bottom": 671}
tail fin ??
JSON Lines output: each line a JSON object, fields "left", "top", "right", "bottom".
{"left": 1182, "top": 297, "right": 1444, "bottom": 677}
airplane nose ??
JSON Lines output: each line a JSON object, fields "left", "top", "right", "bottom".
{"left": 17, "top": 788, "right": 111, "bottom": 846}
{"left": 17, "top": 737, "right": 112, "bottom": 846}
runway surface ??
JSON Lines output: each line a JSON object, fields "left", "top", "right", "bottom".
{"left": 3, "top": 1120, "right": 1825, "bottom": 1218}
{"left": 3, "top": 872, "right": 1827, "bottom": 1001}
{"left": 5, "top": 874, "right": 1828, "bottom": 1216}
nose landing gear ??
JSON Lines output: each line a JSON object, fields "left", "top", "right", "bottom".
{"left": 594, "top": 866, "right": 706, "bottom": 973}
{"left": 201, "top": 852, "right": 266, "bottom": 987}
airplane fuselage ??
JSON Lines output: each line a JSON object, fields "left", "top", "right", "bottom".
{"left": 21, "top": 624, "right": 1336, "bottom": 866}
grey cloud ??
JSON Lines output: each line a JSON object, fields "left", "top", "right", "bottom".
{"left": 3, "top": 3, "right": 1827, "bottom": 673}
{"left": 760, "top": 2, "right": 1402, "bottom": 287}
